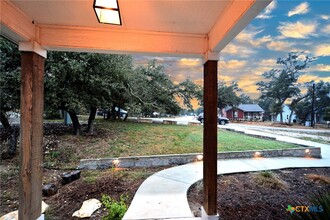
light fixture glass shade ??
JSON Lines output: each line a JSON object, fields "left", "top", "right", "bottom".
{"left": 93, "top": 0, "right": 122, "bottom": 25}
{"left": 95, "top": 0, "right": 118, "bottom": 9}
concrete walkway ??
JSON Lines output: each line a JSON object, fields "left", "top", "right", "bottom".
{"left": 123, "top": 127, "right": 330, "bottom": 220}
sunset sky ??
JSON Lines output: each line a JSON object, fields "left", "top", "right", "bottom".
{"left": 133, "top": 0, "right": 330, "bottom": 99}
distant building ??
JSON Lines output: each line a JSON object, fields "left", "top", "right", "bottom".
{"left": 274, "top": 105, "right": 296, "bottom": 123}
{"left": 306, "top": 109, "right": 327, "bottom": 124}
{"left": 225, "top": 104, "right": 264, "bottom": 121}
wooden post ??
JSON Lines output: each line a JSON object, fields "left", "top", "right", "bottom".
{"left": 19, "top": 52, "right": 45, "bottom": 220}
{"left": 203, "top": 60, "right": 218, "bottom": 216}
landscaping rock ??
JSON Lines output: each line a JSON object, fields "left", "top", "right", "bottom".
{"left": 72, "top": 198, "right": 101, "bottom": 218}
{"left": 42, "top": 183, "right": 58, "bottom": 197}
{"left": 0, "top": 201, "right": 49, "bottom": 220}
{"left": 61, "top": 170, "right": 81, "bottom": 185}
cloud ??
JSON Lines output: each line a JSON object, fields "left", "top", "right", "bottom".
{"left": 235, "top": 27, "right": 272, "bottom": 47}
{"left": 322, "top": 24, "right": 330, "bottom": 34}
{"left": 259, "top": 59, "right": 275, "bottom": 67}
{"left": 257, "top": 0, "right": 276, "bottom": 19}
{"left": 266, "top": 41, "right": 293, "bottom": 51}
{"left": 219, "top": 60, "right": 247, "bottom": 70}
{"left": 218, "top": 75, "right": 235, "bottom": 83}
{"left": 314, "top": 44, "right": 330, "bottom": 56}
{"left": 236, "top": 28, "right": 263, "bottom": 43}
{"left": 237, "top": 74, "right": 263, "bottom": 97}
{"left": 310, "top": 64, "right": 330, "bottom": 72}
{"left": 298, "top": 74, "right": 330, "bottom": 83}
{"left": 221, "top": 43, "right": 255, "bottom": 57}
{"left": 278, "top": 21, "right": 317, "bottom": 39}
{"left": 288, "top": 2, "right": 309, "bottom": 17}
{"left": 321, "top": 15, "right": 330, "bottom": 20}
{"left": 177, "top": 58, "right": 201, "bottom": 67}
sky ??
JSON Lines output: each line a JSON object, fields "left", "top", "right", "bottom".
{"left": 132, "top": 0, "right": 330, "bottom": 99}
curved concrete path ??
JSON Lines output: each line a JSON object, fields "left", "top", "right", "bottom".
{"left": 123, "top": 128, "right": 330, "bottom": 220}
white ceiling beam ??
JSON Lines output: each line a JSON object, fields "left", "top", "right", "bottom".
{"left": 0, "top": 0, "right": 35, "bottom": 43}
{"left": 38, "top": 25, "right": 208, "bottom": 57}
{"left": 208, "top": 0, "right": 272, "bottom": 53}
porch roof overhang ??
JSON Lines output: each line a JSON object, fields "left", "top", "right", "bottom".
{"left": 1, "top": 0, "right": 271, "bottom": 59}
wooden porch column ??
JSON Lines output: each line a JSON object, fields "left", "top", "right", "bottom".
{"left": 19, "top": 48, "right": 45, "bottom": 220}
{"left": 203, "top": 59, "right": 218, "bottom": 217}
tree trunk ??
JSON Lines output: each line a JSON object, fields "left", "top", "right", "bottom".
{"left": 106, "top": 110, "right": 111, "bottom": 120}
{"left": 87, "top": 106, "right": 97, "bottom": 134}
{"left": 0, "top": 111, "right": 11, "bottom": 129}
{"left": 111, "top": 105, "right": 116, "bottom": 120}
{"left": 0, "top": 112, "right": 19, "bottom": 159}
{"left": 117, "top": 107, "right": 121, "bottom": 120}
{"left": 67, "top": 110, "right": 81, "bottom": 135}
{"left": 1, "top": 127, "right": 19, "bottom": 159}
{"left": 124, "top": 112, "right": 128, "bottom": 121}
{"left": 280, "top": 113, "right": 283, "bottom": 123}
{"left": 7, "top": 127, "right": 19, "bottom": 156}
{"left": 288, "top": 110, "right": 294, "bottom": 124}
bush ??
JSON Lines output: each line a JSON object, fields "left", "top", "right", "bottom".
{"left": 101, "top": 194, "right": 128, "bottom": 220}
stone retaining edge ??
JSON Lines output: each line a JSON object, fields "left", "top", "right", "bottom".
{"left": 78, "top": 147, "right": 321, "bottom": 170}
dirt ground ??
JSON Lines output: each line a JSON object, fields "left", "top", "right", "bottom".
{"left": 0, "top": 155, "right": 165, "bottom": 219}
{"left": 188, "top": 168, "right": 330, "bottom": 220}
{"left": 2, "top": 163, "right": 329, "bottom": 219}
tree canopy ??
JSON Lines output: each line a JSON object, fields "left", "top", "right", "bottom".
{"left": 0, "top": 37, "right": 21, "bottom": 129}
{"left": 45, "top": 54, "right": 202, "bottom": 134}
{"left": 257, "top": 52, "right": 315, "bottom": 122}
{"left": 217, "top": 81, "right": 241, "bottom": 110}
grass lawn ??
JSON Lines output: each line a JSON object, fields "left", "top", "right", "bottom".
{"left": 86, "top": 120, "right": 299, "bottom": 157}
{"left": 43, "top": 119, "right": 301, "bottom": 168}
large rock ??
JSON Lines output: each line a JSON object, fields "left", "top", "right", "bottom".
{"left": 42, "top": 183, "right": 58, "bottom": 197}
{"left": 0, "top": 201, "right": 49, "bottom": 220}
{"left": 61, "top": 170, "right": 81, "bottom": 185}
{"left": 72, "top": 199, "right": 102, "bottom": 218}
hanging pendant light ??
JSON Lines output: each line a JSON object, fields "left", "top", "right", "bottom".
{"left": 93, "top": 0, "right": 121, "bottom": 25}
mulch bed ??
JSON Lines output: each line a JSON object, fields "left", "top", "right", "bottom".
{"left": 188, "top": 167, "right": 330, "bottom": 220}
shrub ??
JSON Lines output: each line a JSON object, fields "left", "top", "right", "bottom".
{"left": 101, "top": 194, "right": 128, "bottom": 220}
{"left": 254, "top": 171, "right": 288, "bottom": 190}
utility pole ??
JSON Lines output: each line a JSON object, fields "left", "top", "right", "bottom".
{"left": 311, "top": 83, "right": 315, "bottom": 127}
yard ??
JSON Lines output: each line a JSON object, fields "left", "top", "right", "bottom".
{"left": 0, "top": 120, "right": 312, "bottom": 219}
{"left": 42, "top": 120, "right": 300, "bottom": 169}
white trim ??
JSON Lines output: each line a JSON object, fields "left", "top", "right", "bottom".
{"left": 209, "top": 0, "right": 272, "bottom": 52}
{"left": 19, "top": 41, "right": 47, "bottom": 58}
{"left": 201, "top": 207, "right": 219, "bottom": 220}
{"left": 203, "top": 51, "right": 220, "bottom": 64}
{"left": 38, "top": 24, "right": 207, "bottom": 57}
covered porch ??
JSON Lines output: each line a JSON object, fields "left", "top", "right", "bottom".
{"left": 0, "top": 0, "right": 271, "bottom": 219}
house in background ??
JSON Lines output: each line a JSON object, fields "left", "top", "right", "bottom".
{"left": 274, "top": 105, "right": 296, "bottom": 123}
{"left": 225, "top": 104, "right": 264, "bottom": 121}
{"left": 306, "top": 109, "right": 327, "bottom": 124}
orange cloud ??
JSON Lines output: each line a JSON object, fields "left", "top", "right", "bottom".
{"left": 267, "top": 41, "right": 292, "bottom": 51}
{"left": 219, "top": 60, "right": 247, "bottom": 69}
{"left": 315, "top": 44, "right": 330, "bottom": 56}
{"left": 298, "top": 74, "right": 330, "bottom": 83}
{"left": 278, "top": 21, "right": 317, "bottom": 39}
{"left": 288, "top": 2, "right": 309, "bottom": 17}
{"left": 178, "top": 58, "right": 201, "bottom": 67}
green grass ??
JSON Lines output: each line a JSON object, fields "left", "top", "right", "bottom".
{"left": 41, "top": 120, "right": 301, "bottom": 168}
{"left": 87, "top": 120, "right": 299, "bottom": 158}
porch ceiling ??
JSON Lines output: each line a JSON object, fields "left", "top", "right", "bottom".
{"left": 1, "top": 0, "right": 271, "bottom": 58}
